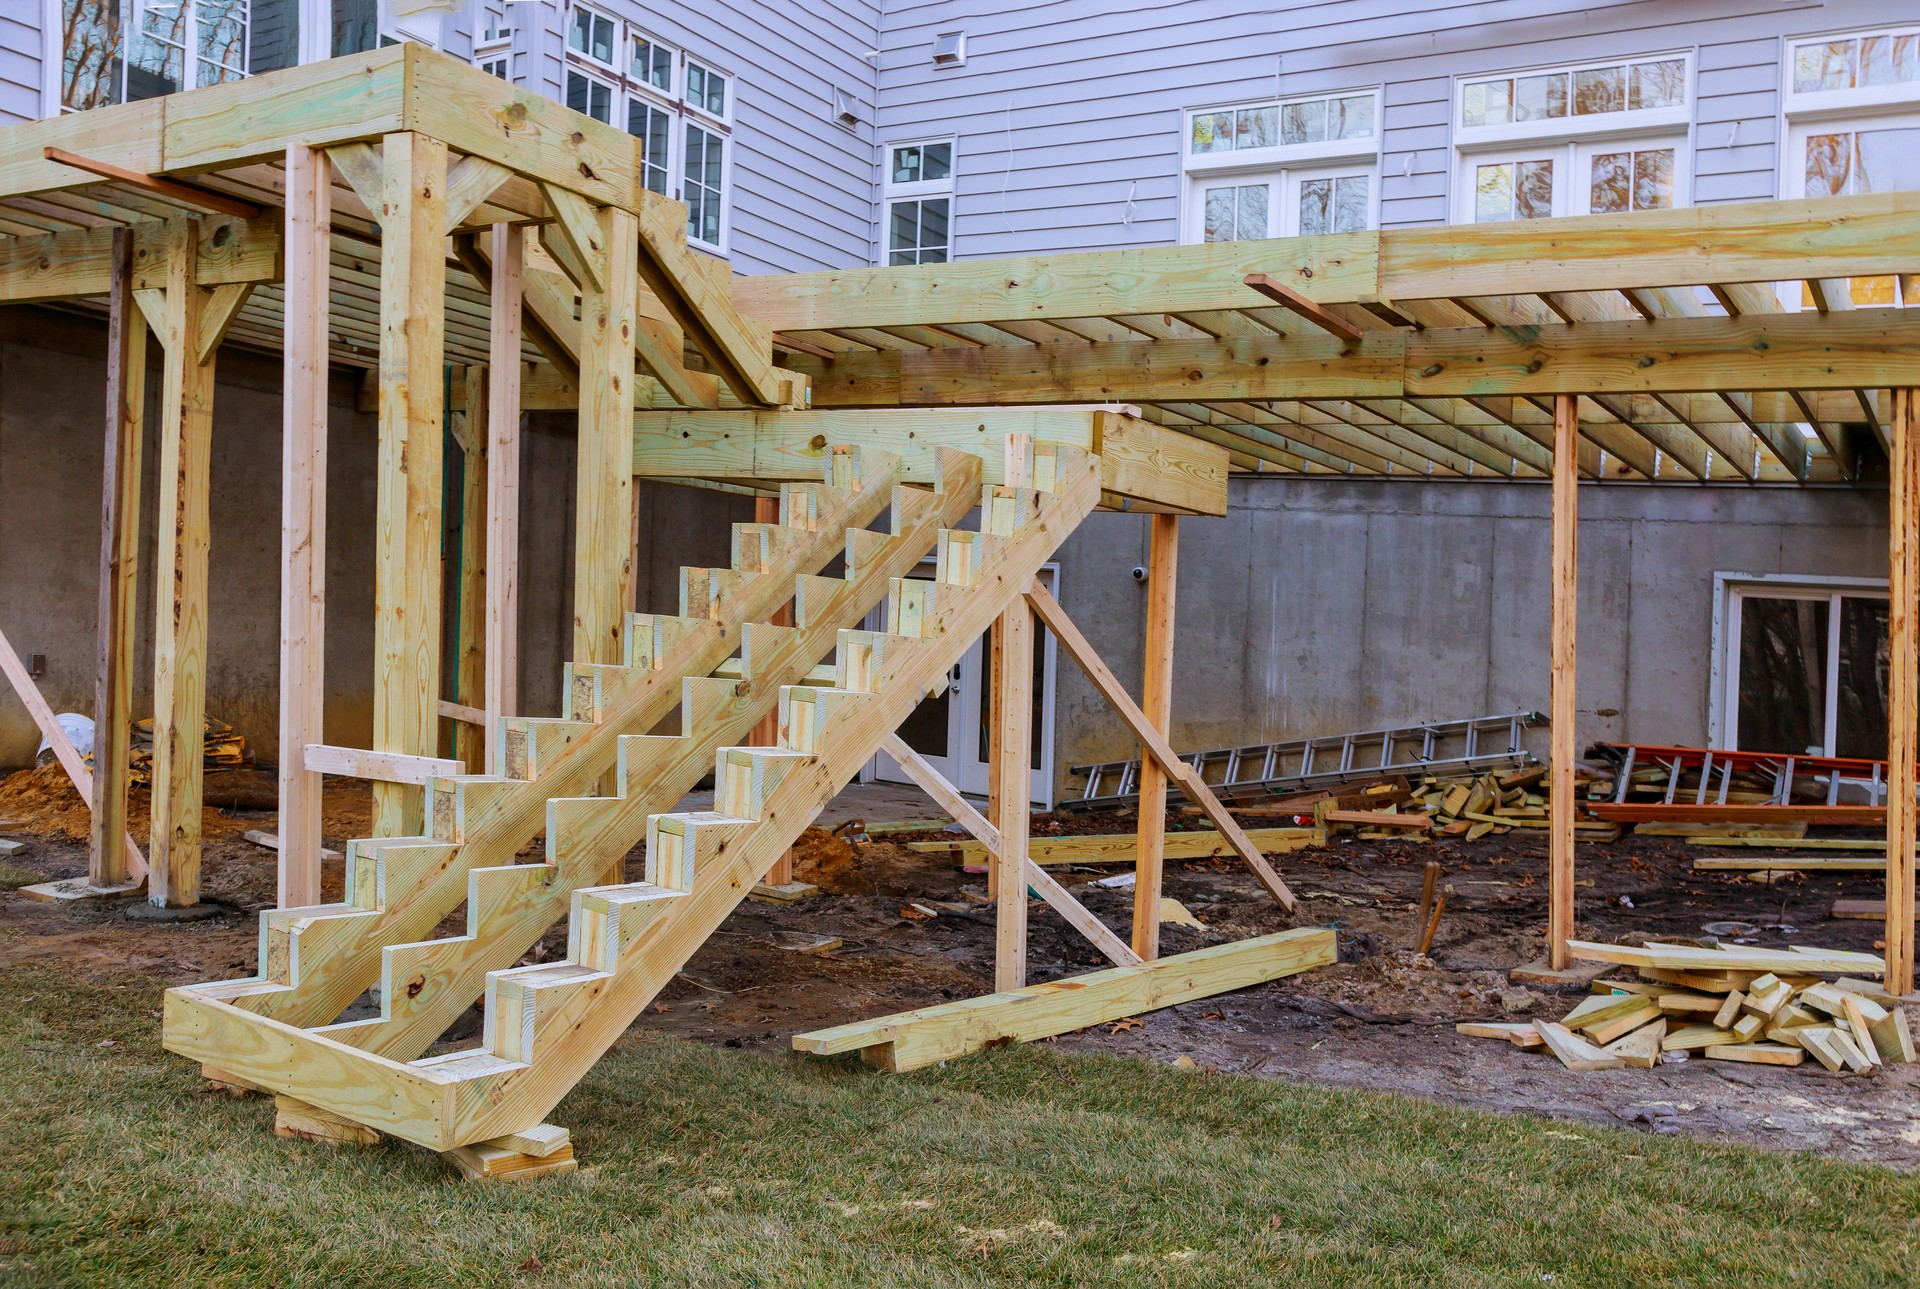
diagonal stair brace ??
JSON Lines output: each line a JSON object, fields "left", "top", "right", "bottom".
{"left": 161, "top": 440, "right": 1102, "bottom": 1151}
{"left": 171, "top": 445, "right": 909, "bottom": 1035}
{"left": 313, "top": 448, "right": 983, "bottom": 1060}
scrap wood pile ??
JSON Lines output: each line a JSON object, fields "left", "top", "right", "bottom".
{"left": 129, "top": 715, "right": 249, "bottom": 784}
{"left": 1459, "top": 939, "right": 1914, "bottom": 1073}
{"left": 1294, "top": 764, "right": 1623, "bottom": 842}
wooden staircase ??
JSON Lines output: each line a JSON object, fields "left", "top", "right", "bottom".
{"left": 175, "top": 443, "right": 947, "bottom": 1050}
{"left": 162, "top": 439, "right": 1101, "bottom": 1158}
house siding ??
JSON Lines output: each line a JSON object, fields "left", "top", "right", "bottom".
{"left": 0, "top": 5, "right": 43, "bottom": 124}
{"left": 874, "top": 0, "right": 1897, "bottom": 262}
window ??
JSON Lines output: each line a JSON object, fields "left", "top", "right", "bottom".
{"left": 1454, "top": 54, "right": 1690, "bottom": 223}
{"left": 1715, "top": 579, "right": 1890, "bottom": 760}
{"left": 1182, "top": 90, "right": 1379, "bottom": 243}
{"left": 683, "top": 122, "right": 726, "bottom": 248}
{"left": 883, "top": 140, "right": 953, "bottom": 264}
{"left": 1783, "top": 26, "right": 1920, "bottom": 306}
{"left": 478, "top": 54, "right": 508, "bottom": 79}
{"left": 685, "top": 59, "right": 727, "bottom": 119}
{"left": 628, "top": 98, "right": 671, "bottom": 195}
{"left": 566, "top": 67, "right": 613, "bottom": 124}
{"left": 472, "top": 1, "right": 509, "bottom": 80}
{"left": 630, "top": 32, "right": 672, "bottom": 94}
{"left": 568, "top": 4, "right": 616, "bottom": 68}
{"left": 61, "top": 0, "right": 250, "bottom": 111}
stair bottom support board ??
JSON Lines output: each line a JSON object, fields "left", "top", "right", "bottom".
{"left": 792, "top": 926, "right": 1335, "bottom": 1072}
{"left": 448, "top": 1140, "right": 579, "bottom": 1182}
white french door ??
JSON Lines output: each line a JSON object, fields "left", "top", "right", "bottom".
{"left": 865, "top": 562, "right": 1058, "bottom": 807}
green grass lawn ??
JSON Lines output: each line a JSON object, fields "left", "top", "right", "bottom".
{"left": 3, "top": 967, "right": 1917, "bottom": 1287}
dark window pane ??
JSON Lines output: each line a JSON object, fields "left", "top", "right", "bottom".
{"left": 924, "top": 142, "right": 952, "bottom": 180}
{"left": 918, "top": 197, "right": 949, "bottom": 244}
{"left": 1736, "top": 597, "right": 1829, "bottom": 754}
{"left": 1835, "top": 596, "right": 1890, "bottom": 759}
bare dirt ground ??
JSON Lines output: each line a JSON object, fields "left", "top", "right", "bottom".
{"left": 3, "top": 764, "right": 1916, "bottom": 1168}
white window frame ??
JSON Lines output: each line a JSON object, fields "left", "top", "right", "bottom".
{"left": 683, "top": 57, "right": 732, "bottom": 126}
{"left": 472, "top": 1, "right": 510, "bottom": 78}
{"left": 1453, "top": 138, "right": 1691, "bottom": 223}
{"left": 1179, "top": 89, "right": 1380, "bottom": 244}
{"left": 1708, "top": 572, "right": 1890, "bottom": 756}
{"left": 53, "top": 0, "right": 253, "bottom": 113}
{"left": 565, "top": 65, "right": 617, "bottom": 125}
{"left": 627, "top": 28, "right": 677, "bottom": 99}
{"left": 881, "top": 137, "right": 956, "bottom": 265}
{"left": 681, "top": 116, "right": 731, "bottom": 254}
{"left": 1778, "top": 25, "right": 1920, "bottom": 307}
{"left": 566, "top": 2, "right": 621, "bottom": 74}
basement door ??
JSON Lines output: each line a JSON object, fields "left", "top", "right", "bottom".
{"left": 863, "top": 562, "right": 1059, "bottom": 808}
{"left": 1715, "top": 578, "right": 1890, "bottom": 758}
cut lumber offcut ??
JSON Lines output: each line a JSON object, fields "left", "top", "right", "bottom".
{"left": 1870, "top": 1008, "right": 1916, "bottom": 1064}
{"left": 1324, "top": 809, "right": 1430, "bottom": 830}
{"left": 274, "top": 1095, "right": 378, "bottom": 1146}
{"left": 1600, "top": 1018, "right": 1667, "bottom": 1068}
{"left": 1839, "top": 996, "right": 1883, "bottom": 1066}
{"left": 1565, "top": 939, "right": 1885, "bottom": 977}
{"left": 1712, "top": 990, "right": 1747, "bottom": 1029}
{"left": 1706, "top": 1043, "right": 1806, "bottom": 1067}
{"left": 918, "top": 825, "right": 1320, "bottom": 867}
{"left": 1742, "top": 974, "right": 1793, "bottom": 1019}
{"left": 1832, "top": 977, "right": 1902, "bottom": 1007}
{"left": 1693, "top": 855, "right": 1915, "bottom": 872}
{"left": 1832, "top": 899, "right": 1888, "bottom": 920}
{"left": 1661, "top": 1024, "right": 1744, "bottom": 1052}
{"left": 1577, "top": 996, "right": 1663, "bottom": 1046}
{"left": 1797, "top": 1026, "right": 1851, "bottom": 1072}
{"left": 447, "top": 1138, "right": 578, "bottom": 1182}
{"left": 792, "top": 927, "right": 1334, "bottom": 1072}
{"left": 1534, "top": 1021, "right": 1624, "bottom": 1071}
{"left": 1455, "top": 1021, "right": 1544, "bottom": 1049}
{"left": 1730, "top": 1012, "right": 1766, "bottom": 1042}
{"left": 1656, "top": 993, "right": 1723, "bottom": 1017}
{"left": 1687, "top": 836, "right": 1881, "bottom": 850}
{"left": 1637, "top": 820, "right": 1808, "bottom": 838}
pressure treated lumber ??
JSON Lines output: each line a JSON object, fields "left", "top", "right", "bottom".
{"left": 631, "top": 407, "right": 1229, "bottom": 516}
{"left": 371, "top": 132, "right": 447, "bottom": 838}
{"left": 303, "top": 745, "right": 463, "bottom": 785}
{"left": 148, "top": 218, "right": 216, "bottom": 907}
{"left": 573, "top": 203, "right": 639, "bottom": 664}
{"left": 993, "top": 595, "right": 1035, "bottom": 990}
{"left": 1565, "top": 940, "right": 1884, "bottom": 976}
{"left": 1025, "top": 582, "right": 1297, "bottom": 912}
{"left": 484, "top": 223, "right": 523, "bottom": 774}
{"left": 1891, "top": 386, "right": 1919, "bottom": 997}
{"left": 1548, "top": 393, "right": 1577, "bottom": 970}
{"left": 91, "top": 227, "right": 143, "bottom": 892}
{"left": 910, "top": 825, "right": 1321, "bottom": 866}
{"left": 792, "top": 927, "right": 1335, "bottom": 1072}
{"left": 452, "top": 368, "right": 488, "bottom": 775}
{"left": 1693, "top": 856, "right": 1916, "bottom": 872}
{"left": 0, "top": 216, "right": 282, "bottom": 304}
{"left": 1134, "top": 513, "right": 1178, "bottom": 959}
{"left": 277, "top": 142, "right": 330, "bottom": 908}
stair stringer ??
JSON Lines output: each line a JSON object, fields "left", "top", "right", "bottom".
{"left": 313, "top": 450, "right": 983, "bottom": 1060}
{"left": 169, "top": 446, "right": 906, "bottom": 1032}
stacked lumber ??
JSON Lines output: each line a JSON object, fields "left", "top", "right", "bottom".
{"left": 1459, "top": 940, "right": 1912, "bottom": 1073}
{"left": 1402, "top": 765, "right": 1621, "bottom": 843}
{"left": 129, "top": 715, "right": 248, "bottom": 784}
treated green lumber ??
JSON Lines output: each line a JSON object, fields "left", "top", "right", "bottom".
{"left": 1687, "top": 836, "right": 1890, "bottom": 851}
{"left": 0, "top": 216, "right": 282, "bottom": 303}
{"left": 792, "top": 927, "right": 1336, "bottom": 1071}
{"left": 733, "top": 234, "right": 1379, "bottom": 331}
{"left": 1380, "top": 190, "right": 1920, "bottom": 301}
{"left": 909, "top": 825, "right": 1321, "bottom": 867}
{"left": 1694, "top": 855, "right": 1917, "bottom": 872}
{"left": 632, "top": 407, "right": 1229, "bottom": 515}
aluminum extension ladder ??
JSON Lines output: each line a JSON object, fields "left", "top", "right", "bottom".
{"left": 1065, "top": 710, "right": 1540, "bottom": 810}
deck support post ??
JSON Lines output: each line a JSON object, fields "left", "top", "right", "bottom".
{"left": 372, "top": 132, "right": 447, "bottom": 837}
{"left": 484, "top": 223, "right": 522, "bottom": 776}
{"left": 1548, "top": 392, "right": 1579, "bottom": 970}
{"left": 1132, "top": 513, "right": 1179, "bottom": 960}
{"left": 147, "top": 219, "right": 220, "bottom": 907}
{"left": 277, "top": 142, "right": 331, "bottom": 907}
{"left": 453, "top": 365, "right": 488, "bottom": 773}
{"left": 752, "top": 493, "right": 799, "bottom": 886}
{"left": 1887, "top": 387, "right": 1918, "bottom": 996}
{"left": 571, "top": 205, "right": 638, "bottom": 665}
{"left": 994, "top": 594, "right": 1035, "bottom": 991}
{"left": 91, "top": 226, "right": 145, "bottom": 894}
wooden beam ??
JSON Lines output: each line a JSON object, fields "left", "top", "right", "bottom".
{"left": 484, "top": 224, "right": 523, "bottom": 776}
{"left": 630, "top": 407, "right": 1229, "bottom": 516}
{"left": 792, "top": 927, "right": 1336, "bottom": 1072}
{"left": 993, "top": 591, "right": 1035, "bottom": 991}
{"left": 90, "top": 227, "right": 144, "bottom": 892}
{"left": 148, "top": 218, "right": 216, "bottom": 908}
{"left": 372, "top": 133, "right": 448, "bottom": 837}
{"left": 277, "top": 143, "right": 330, "bottom": 909}
{"left": 0, "top": 625, "right": 146, "bottom": 890}
{"left": 574, "top": 205, "right": 639, "bottom": 664}
{"left": 453, "top": 366, "right": 488, "bottom": 774}
{"left": 442, "top": 155, "right": 514, "bottom": 234}
{"left": 1890, "top": 386, "right": 1918, "bottom": 997}
{"left": 305, "top": 744, "right": 463, "bottom": 785}
{"left": 1025, "top": 582, "right": 1297, "bottom": 912}
{"left": 1133, "top": 513, "right": 1178, "bottom": 961}
{"left": 633, "top": 199, "right": 781, "bottom": 406}
{"left": 1549, "top": 393, "right": 1578, "bottom": 971}
{"left": 910, "top": 825, "right": 1320, "bottom": 866}
{"left": 0, "top": 215, "right": 281, "bottom": 304}
{"left": 880, "top": 733, "right": 1138, "bottom": 968}
{"left": 1243, "top": 273, "right": 1364, "bottom": 344}
{"left": 40, "top": 145, "right": 261, "bottom": 219}
{"left": 735, "top": 235, "right": 1379, "bottom": 331}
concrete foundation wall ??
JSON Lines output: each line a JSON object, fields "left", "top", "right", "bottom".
{"left": 0, "top": 308, "right": 745, "bottom": 773}
{"left": 1050, "top": 478, "right": 1890, "bottom": 796}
